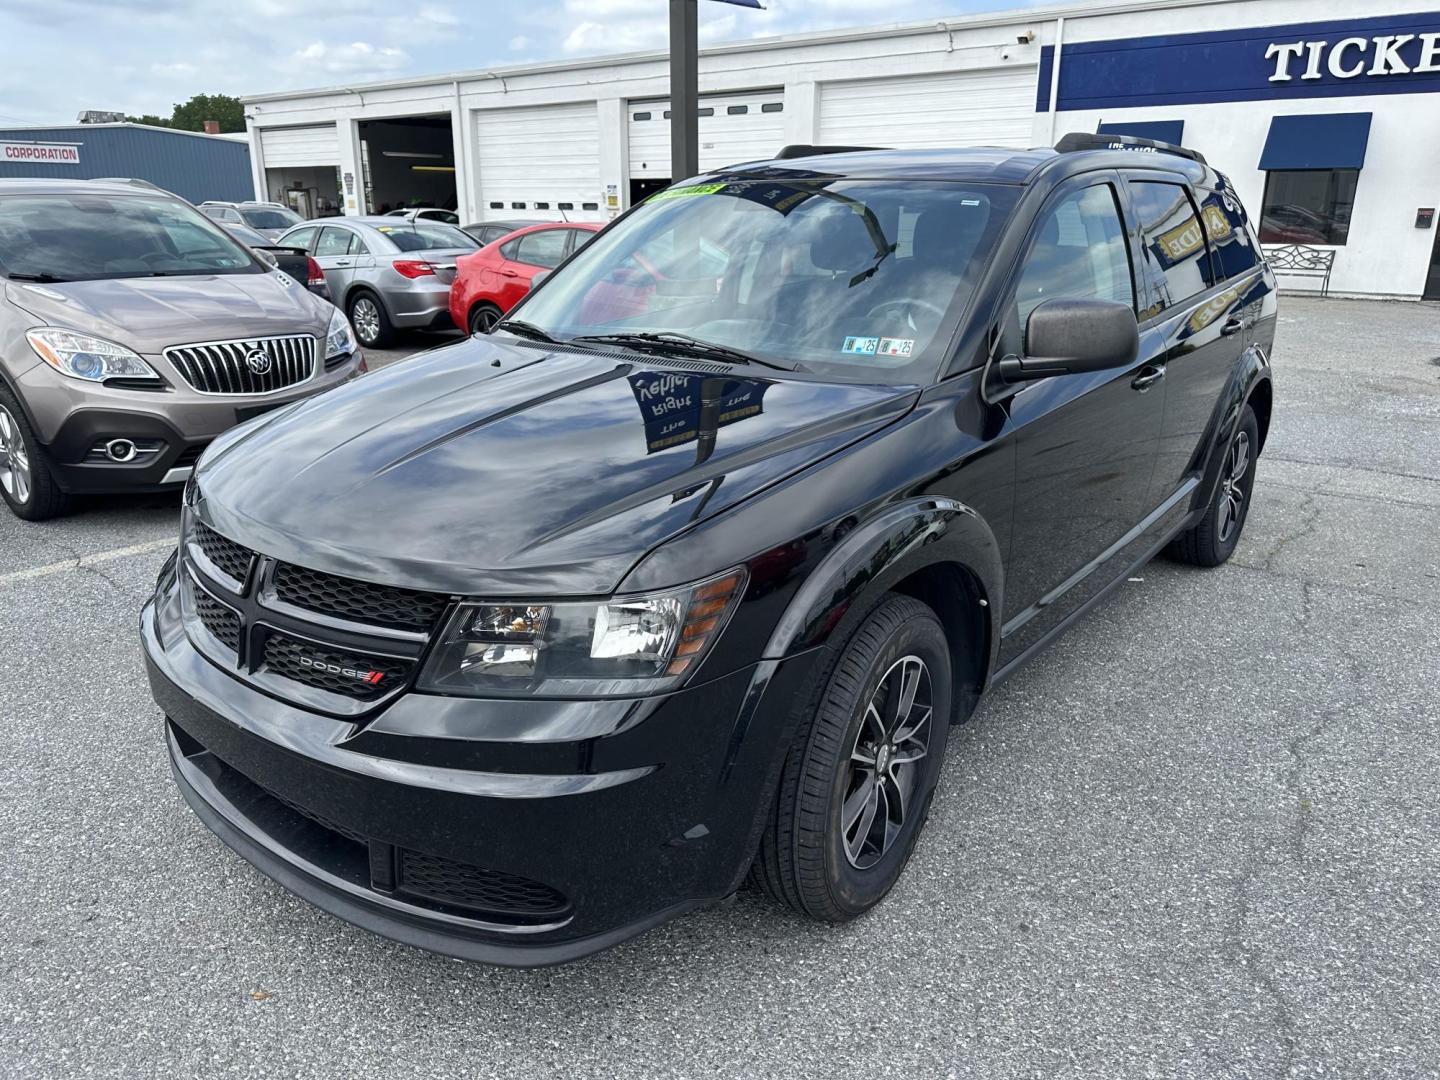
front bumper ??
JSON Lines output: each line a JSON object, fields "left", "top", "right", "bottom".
{"left": 19, "top": 349, "right": 364, "bottom": 494}
{"left": 141, "top": 576, "right": 822, "bottom": 966}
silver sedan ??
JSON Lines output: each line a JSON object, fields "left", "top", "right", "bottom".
{"left": 276, "top": 217, "right": 479, "bottom": 348}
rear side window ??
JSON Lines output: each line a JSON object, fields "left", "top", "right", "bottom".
{"left": 1195, "top": 186, "right": 1261, "bottom": 280}
{"left": 1129, "top": 181, "right": 1216, "bottom": 313}
{"left": 1014, "top": 183, "right": 1134, "bottom": 329}
{"left": 514, "top": 228, "right": 569, "bottom": 269}
{"left": 315, "top": 227, "right": 355, "bottom": 256}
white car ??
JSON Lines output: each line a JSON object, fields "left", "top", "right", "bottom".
{"left": 384, "top": 207, "right": 460, "bottom": 225}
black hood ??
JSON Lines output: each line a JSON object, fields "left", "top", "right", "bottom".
{"left": 196, "top": 336, "right": 916, "bottom": 595}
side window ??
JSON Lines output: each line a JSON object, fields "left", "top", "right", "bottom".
{"left": 1129, "top": 180, "right": 1216, "bottom": 313}
{"left": 284, "top": 226, "right": 317, "bottom": 252}
{"left": 349, "top": 233, "right": 369, "bottom": 255}
{"left": 499, "top": 237, "right": 521, "bottom": 260}
{"left": 315, "top": 227, "right": 353, "bottom": 256}
{"left": 1014, "top": 183, "right": 1134, "bottom": 332}
{"left": 514, "top": 229, "right": 569, "bottom": 269}
{"left": 1195, "top": 185, "right": 1261, "bottom": 281}
{"left": 566, "top": 228, "right": 595, "bottom": 256}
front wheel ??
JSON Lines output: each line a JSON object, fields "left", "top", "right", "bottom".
{"left": 1166, "top": 403, "right": 1259, "bottom": 567}
{"left": 753, "top": 593, "right": 952, "bottom": 922}
{"left": 0, "top": 389, "right": 70, "bottom": 521}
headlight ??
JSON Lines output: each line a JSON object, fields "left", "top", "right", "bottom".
{"left": 325, "top": 307, "right": 357, "bottom": 359}
{"left": 27, "top": 328, "right": 158, "bottom": 383}
{"left": 418, "top": 568, "right": 747, "bottom": 698}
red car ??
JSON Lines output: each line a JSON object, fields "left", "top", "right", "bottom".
{"left": 449, "top": 222, "right": 601, "bottom": 334}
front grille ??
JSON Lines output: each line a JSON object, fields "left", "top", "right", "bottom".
{"left": 261, "top": 634, "right": 412, "bottom": 700}
{"left": 193, "top": 522, "right": 253, "bottom": 584}
{"left": 165, "top": 335, "right": 316, "bottom": 395}
{"left": 397, "top": 848, "right": 569, "bottom": 918}
{"left": 271, "top": 789, "right": 368, "bottom": 846}
{"left": 194, "top": 590, "right": 242, "bottom": 652}
{"left": 272, "top": 562, "right": 449, "bottom": 631}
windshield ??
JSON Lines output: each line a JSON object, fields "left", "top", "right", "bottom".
{"left": 240, "top": 207, "right": 301, "bottom": 230}
{"left": 374, "top": 221, "right": 479, "bottom": 252}
{"left": 513, "top": 178, "right": 1018, "bottom": 382}
{"left": 0, "top": 193, "right": 262, "bottom": 281}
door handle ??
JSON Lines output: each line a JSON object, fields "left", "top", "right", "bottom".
{"left": 1220, "top": 316, "right": 1245, "bottom": 336}
{"left": 500, "top": 269, "right": 519, "bottom": 278}
{"left": 332, "top": 260, "right": 351, "bottom": 267}
{"left": 1131, "top": 365, "right": 1166, "bottom": 392}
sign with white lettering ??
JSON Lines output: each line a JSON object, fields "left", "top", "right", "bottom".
{"left": 1039, "top": 12, "right": 1440, "bottom": 111}
{"left": 0, "top": 141, "right": 80, "bottom": 165}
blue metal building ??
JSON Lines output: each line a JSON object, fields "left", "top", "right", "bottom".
{"left": 0, "top": 123, "right": 251, "bottom": 203}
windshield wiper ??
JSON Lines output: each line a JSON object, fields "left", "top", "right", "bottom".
{"left": 572, "top": 331, "right": 800, "bottom": 372}
{"left": 495, "top": 319, "right": 559, "bottom": 343}
{"left": 7, "top": 272, "right": 70, "bottom": 283}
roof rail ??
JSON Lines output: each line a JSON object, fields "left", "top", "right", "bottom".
{"left": 774, "top": 144, "right": 888, "bottom": 160}
{"left": 1055, "top": 131, "right": 1207, "bottom": 165}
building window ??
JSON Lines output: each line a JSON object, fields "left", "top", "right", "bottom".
{"left": 1259, "top": 170, "right": 1357, "bottom": 246}
{"left": 582, "top": 202, "right": 599, "bottom": 211}
{"left": 632, "top": 112, "right": 652, "bottom": 121}
{"left": 663, "top": 110, "right": 671, "bottom": 119}
{"left": 697, "top": 107, "right": 715, "bottom": 117}
{"left": 727, "top": 105, "right": 748, "bottom": 115}
{"left": 558, "top": 202, "right": 574, "bottom": 211}
{"left": 534, "top": 202, "right": 550, "bottom": 209}
{"left": 511, "top": 202, "right": 526, "bottom": 209}
{"left": 761, "top": 102, "right": 783, "bottom": 113}
{"left": 488, "top": 202, "right": 504, "bottom": 210}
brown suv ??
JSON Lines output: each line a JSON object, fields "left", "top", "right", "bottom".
{"left": 0, "top": 179, "right": 363, "bottom": 520}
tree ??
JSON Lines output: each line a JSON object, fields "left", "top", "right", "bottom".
{"left": 169, "top": 94, "right": 245, "bottom": 133}
{"left": 125, "top": 94, "right": 245, "bottom": 133}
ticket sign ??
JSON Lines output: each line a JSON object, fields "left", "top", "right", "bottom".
{"left": 1, "top": 142, "right": 80, "bottom": 165}
{"left": 629, "top": 372, "right": 767, "bottom": 453}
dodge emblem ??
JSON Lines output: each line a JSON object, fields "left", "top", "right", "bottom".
{"left": 245, "top": 348, "right": 273, "bottom": 375}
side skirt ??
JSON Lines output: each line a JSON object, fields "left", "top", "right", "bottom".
{"left": 988, "top": 503, "right": 1201, "bottom": 688}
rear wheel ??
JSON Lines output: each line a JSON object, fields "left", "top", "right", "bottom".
{"left": 469, "top": 303, "right": 502, "bottom": 336}
{"left": 348, "top": 291, "right": 394, "bottom": 349}
{"left": 0, "top": 389, "right": 70, "bottom": 521}
{"left": 1166, "top": 403, "right": 1259, "bottom": 567}
{"left": 753, "top": 593, "right": 952, "bottom": 922}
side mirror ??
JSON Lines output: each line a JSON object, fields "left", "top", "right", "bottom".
{"left": 999, "top": 298, "right": 1139, "bottom": 381}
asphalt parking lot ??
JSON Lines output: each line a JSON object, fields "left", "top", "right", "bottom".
{"left": 2, "top": 297, "right": 1437, "bottom": 1079}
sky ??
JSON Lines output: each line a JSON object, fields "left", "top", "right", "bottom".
{"left": 0, "top": 0, "right": 1032, "bottom": 127}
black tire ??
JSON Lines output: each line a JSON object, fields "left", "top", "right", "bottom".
{"left": 469, "top": 302, "right": 502, "bottom": 336}
{"left": 0, "top": 387, "right": 71, "bottom": 521}
{"left": 1167, "top": 403, "right": 1259, "bottom": 567}
{"left": 348, "top": 290, "right": 395, "bottom": 349}
{"left": 753, "top": 593, "right": 952, "bottom": 922}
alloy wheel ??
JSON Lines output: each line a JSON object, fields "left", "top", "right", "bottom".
{"left": 1217, "top": 428, "right": 1252, "bottom": 543}
{"left": 352, "top": 298, "right": 381, "bottom": 345}
{"left": 472, "top": 307, "right": 499, "bottom": 334}
{"left": 842, "top": 655, "right": 934, "bottom": 870}
{"left": 0, "top": 405, "right": 32, "bottom": 505}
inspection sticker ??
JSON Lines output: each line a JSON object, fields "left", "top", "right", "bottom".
{"left": 649, "top": 182, "right": 727, "bottom": 201}
{"left": 841, "top": 336, "right": 879, "bottom": 355}
{"left": 877, "top": 337, "right": 915, "bottom": 357}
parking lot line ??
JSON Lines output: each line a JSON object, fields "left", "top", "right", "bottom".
{"left": 0, "top": 537, "right": 174, "bottom": 588}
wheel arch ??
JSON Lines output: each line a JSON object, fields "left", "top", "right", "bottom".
{"left": 762, "top": 496, "right": 1004, "bottom": 720}
{"left": 1247, "top": 374, "right": 1273, "bottom": 454}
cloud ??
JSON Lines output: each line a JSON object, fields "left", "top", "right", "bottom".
{"left": 509, "top": 35, "right": 531, "bottom": 51}
{"left": 292, "top": 40, "right": 411, "bottom": 76}
{"left": 149, "top": 61, "right": 197, "bottom": 79}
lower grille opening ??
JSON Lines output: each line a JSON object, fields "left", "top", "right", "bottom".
{"left": 397, "top": 849, "right": 570, "bottom": 920}
{"left": 173, "top": 725, "right": 570, "bottom": 925}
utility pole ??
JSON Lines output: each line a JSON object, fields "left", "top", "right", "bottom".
{"left": 668, "top": 0, "right": 700, "bottom": 184}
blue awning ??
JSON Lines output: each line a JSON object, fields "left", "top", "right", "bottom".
{"left": 1097, "top": 120, "right": 1184, "bottom": 145}
{"left": 1260, "top": 113, "right": 1372, "bottom": 170}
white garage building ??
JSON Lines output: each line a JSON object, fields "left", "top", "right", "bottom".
{"left": 242, "top": 0, "right": 1440, "bottom": 300}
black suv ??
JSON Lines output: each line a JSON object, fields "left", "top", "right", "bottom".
{"left": 143, "top": 135, "right": 1275, "bottom": 966}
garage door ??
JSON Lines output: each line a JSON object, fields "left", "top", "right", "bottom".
{"left": 473, "top": 102, "right": 602, "bottom": 220}
{"left": 628, "top": 90, "right": 787, "bottom": 180}
{"left": 818, "top": 69, "right": 1036, "bottom": 149}
{"left": 259, "top": 124, "right": 340, "bottom": 168}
